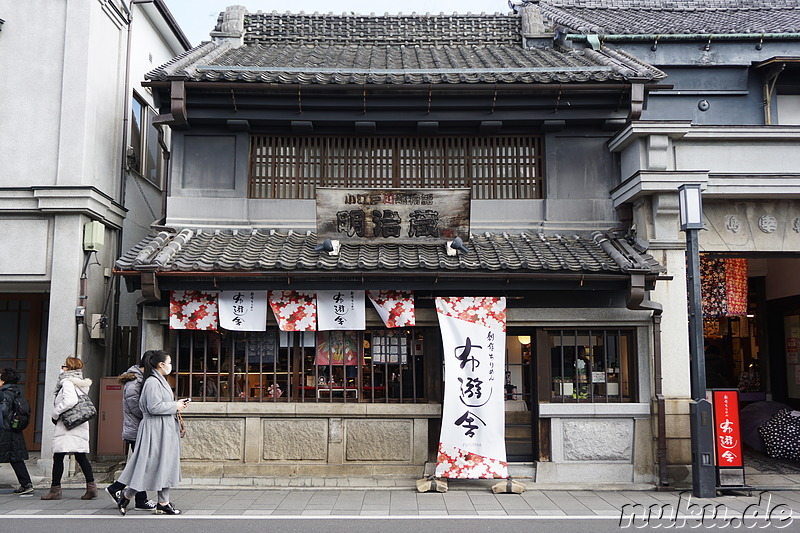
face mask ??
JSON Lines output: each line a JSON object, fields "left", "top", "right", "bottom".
{"left": 162, "top": 363, "right": 173, "bottom": 376}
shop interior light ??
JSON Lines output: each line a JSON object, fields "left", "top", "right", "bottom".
{"left": 518, "top": 336, "right": 531, "bottom": 345}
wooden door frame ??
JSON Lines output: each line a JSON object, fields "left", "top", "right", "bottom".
{"left": 0, "top": 294, "right": 47, "bottom": 451}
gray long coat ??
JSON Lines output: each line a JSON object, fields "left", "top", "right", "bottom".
{"left": 117, "top": 371, "right": 181, "bottom": 491}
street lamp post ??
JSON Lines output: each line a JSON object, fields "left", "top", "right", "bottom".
{"left": 678, "top": 184, "right": 717, "bottom": 498}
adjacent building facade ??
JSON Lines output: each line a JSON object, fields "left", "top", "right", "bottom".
{"left": 0, "top": 0, "right": 188, "bottom": 468}
{"left": 539, "top": 0, "right": 800, "bottom": 484}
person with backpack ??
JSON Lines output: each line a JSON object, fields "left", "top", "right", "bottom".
{"left": 0, "top": 367, "right": 33, "bottom": 495}
{"left": 40, "top": 357, "right": 97, "bottom": 501}
{"left": 104, "top": 352, "right": 156, "bottom": 511}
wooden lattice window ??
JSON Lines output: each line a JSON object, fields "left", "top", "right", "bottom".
{"left": 248, "top": 136, "right": 543, "bottom": 199}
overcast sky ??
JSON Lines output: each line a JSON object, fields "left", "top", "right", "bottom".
{"left": 162, "top": 0, "right": 513, "bottom": 46}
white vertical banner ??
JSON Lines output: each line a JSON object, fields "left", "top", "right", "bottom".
{"left": 317, "top": 290, "right": 366, "bottom": 331}
{"left": 218, "top": 291, "right": 268, "bottom": 331}
{"left": 435, "top": 296, "right": 508, "bottom": 479}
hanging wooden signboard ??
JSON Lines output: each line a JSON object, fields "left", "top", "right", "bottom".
{"left": 316, "top": 188, "right": 470, "bottom": 244}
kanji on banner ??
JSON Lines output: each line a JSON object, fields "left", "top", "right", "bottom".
{"left": 268, "top": 291, "right": 317, "bottom": 331}
{"left": 317, "top": 290, "right": 366, "bottom": 331}
{"left": 435, "top": 296, "right": 508, "bottom": 479}
{"left": 367, "top": 290, "right": 415, "bottom": 328}
{"left": 219, "top": 291, "right": 268, "bottom": 331}
{"left": 713, "top": 390, "right": 743, "bottom": 468}
{"left": 170, "top": 290, "right": 218, "bottom": 330}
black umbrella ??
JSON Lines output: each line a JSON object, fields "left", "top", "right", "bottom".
{"left": 739, "top": 401, "right": 791, "bottom": 452}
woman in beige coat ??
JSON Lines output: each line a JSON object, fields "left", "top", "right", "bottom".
{"left": 41, "top": 357, "right": 97, "bottom": 500}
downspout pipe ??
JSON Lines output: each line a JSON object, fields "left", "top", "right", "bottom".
{"left": 155, "top": 124, "right": 171, "bottom": 226}
{"left": 628, "top": 272, "right": 669, "bottom": 489}
{"left": 567, "top": 32, "right": 800, "bottom": 43}
{"left": 75, "top": 251, "right": 95, "bottom": 360}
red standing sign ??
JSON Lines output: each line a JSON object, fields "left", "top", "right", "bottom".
{"left": 712, "top": 389, "right": 743, "bottom": 467}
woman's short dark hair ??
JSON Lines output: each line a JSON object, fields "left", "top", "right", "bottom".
{"left": 143, "top": 350, "right": 170, "bottom": 381}
{"left": 1, "top": 367, "right": 20, "bottom": 384}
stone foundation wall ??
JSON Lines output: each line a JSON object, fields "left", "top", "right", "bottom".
{"left": 178, "top": 403, "right": 440, "bottom": 478}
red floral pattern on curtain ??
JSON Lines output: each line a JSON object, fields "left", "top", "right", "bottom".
{"left": 367, "top": 290, "right": 415, "bottom": 328}
{"left": 725, "top": 258, "right": 748, "bottom": 316}
{"left": 434, "top": 296, "right": 506, "bottom": 332}
{"left": 268, "top": 291, "right": 317, "bottom": 331}
{"left": 436, "top": 443, "right": 508, "bottom": 479}
{"left": 701, "top": 256, "right": 748, "bottom": 318}
{"left": 170, "top": 290, "right": 218, "bottom": 330}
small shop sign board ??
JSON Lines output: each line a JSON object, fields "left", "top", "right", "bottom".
{"left": 711, "top": 389, "right": 746, "bottom": 487}
{"left": 316, "top": 188, "right": 470, "bottom": 244}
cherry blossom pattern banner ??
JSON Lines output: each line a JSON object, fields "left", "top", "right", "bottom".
{"left": 367, "top": 290, "right": 415, "bottom": 328}
{"left": 317, "top": 290, "right": 366, "bottom": 331}
{"left": 268, "top": 291, "right": 317, "bottom": 331}
{"left": 435, "top": 296, "right": 508, "bottom": 479}
{"left": 701, "top": 256, "right": 748, "bottom": 317}
{"left": 169, "top": 290, "right": 218, "bottom": 330}
{"left": 218, "top": 291, "right": 269, "bottom": 331}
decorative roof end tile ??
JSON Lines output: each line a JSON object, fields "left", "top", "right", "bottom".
{"left": 210, "top": 5, "right": 247, "bottom": 47}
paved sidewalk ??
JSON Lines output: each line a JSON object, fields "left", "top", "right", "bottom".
{"left": 0, "top": 485, "right": 799, "bottom": 521}
{"left": 3, "top": 455, "right": 799, "bottom": 521}
{"left": 0, "top": 485, "right": 798, "bottom": 518}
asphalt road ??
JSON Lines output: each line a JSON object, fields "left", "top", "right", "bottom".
{"left": 3, "top": 515, "right": 796, "bottom": 532}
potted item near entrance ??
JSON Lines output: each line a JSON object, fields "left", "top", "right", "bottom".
{"left": 553, "top": 377, "right": 573, "bottom": 397}
{"left": 605, "top": 368, "right": 619, "bottom": 396}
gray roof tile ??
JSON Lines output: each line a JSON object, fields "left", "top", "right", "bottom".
{"left": 539, "top": 0, "right": 800, "bottom": 35}
{"left": 116, "top": 229, "right": 664, "bottom": 276}
{"left": 146, "top": 11, "right": 664, "bottom": 84}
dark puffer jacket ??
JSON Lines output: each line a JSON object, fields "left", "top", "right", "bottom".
{"left": 0, "top": 384, "right": 29, "bottom": 463}
{"left": 119, "top": 365, "right": 144, "bottom": 442}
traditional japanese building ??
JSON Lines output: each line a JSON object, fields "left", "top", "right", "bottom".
{"left": 115, "top": 5, "right": 669, "bottom": 484}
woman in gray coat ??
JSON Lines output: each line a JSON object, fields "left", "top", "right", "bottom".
{"left": 116, "top": 351, "right": 189, "bottom": 515}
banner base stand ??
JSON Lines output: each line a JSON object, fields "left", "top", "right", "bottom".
{"left": 416, "top": 477, "right": 448, "bottom": 493}
{"left": 491, "top": 478, "right": 527, "bottom": 494}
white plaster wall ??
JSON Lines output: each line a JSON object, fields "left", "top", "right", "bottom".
{"left": 0, "top": 218, "right": 51, "bottom": 277}
{"left": 652, "top": 249, "right": 692, "bottom": 399}
{"left": 39, "top": 215, "right": 85, "bottom": 471}
{"left": 675, "top": 141, "right": 800, "bottom": 175}
{"left": 777, "top": 95, "right": 800, "bottom": 125}
{"left": 0, "top": 0, "right": 68, "bottom": 187}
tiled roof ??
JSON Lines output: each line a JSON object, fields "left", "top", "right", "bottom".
{"left": 539, "top": 0, "right": 800, "bottom": 35}
{"left": 238, "top": 12, "right": 521, "bottom": 46}
{"left": 147, "top": 42, "right": 662, "bottom": 84}
{"left": 145, "top": 11, "right": 664, "bottom": 84}
{"left": 116, "top": 229, "right": 664, "bottom": 276}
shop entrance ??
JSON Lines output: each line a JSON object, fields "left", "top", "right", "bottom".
{"left": 702, "top": 256, "right": 800, "bottom": 408}
{"left": 702, "top": 255, "right": 800, "bottom": 467}
{"left": 505, "top": 333, "right": 537, "bottom": 462}
{"left": 0, "top": 294, "right": 48, "bottom": 451}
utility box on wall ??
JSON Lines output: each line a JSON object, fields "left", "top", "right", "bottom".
{"left": 97, "top": 377, "right": 124, "bottom": 455}
{"left": 83, "top": 220, "right": 105, "bottom": 251}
